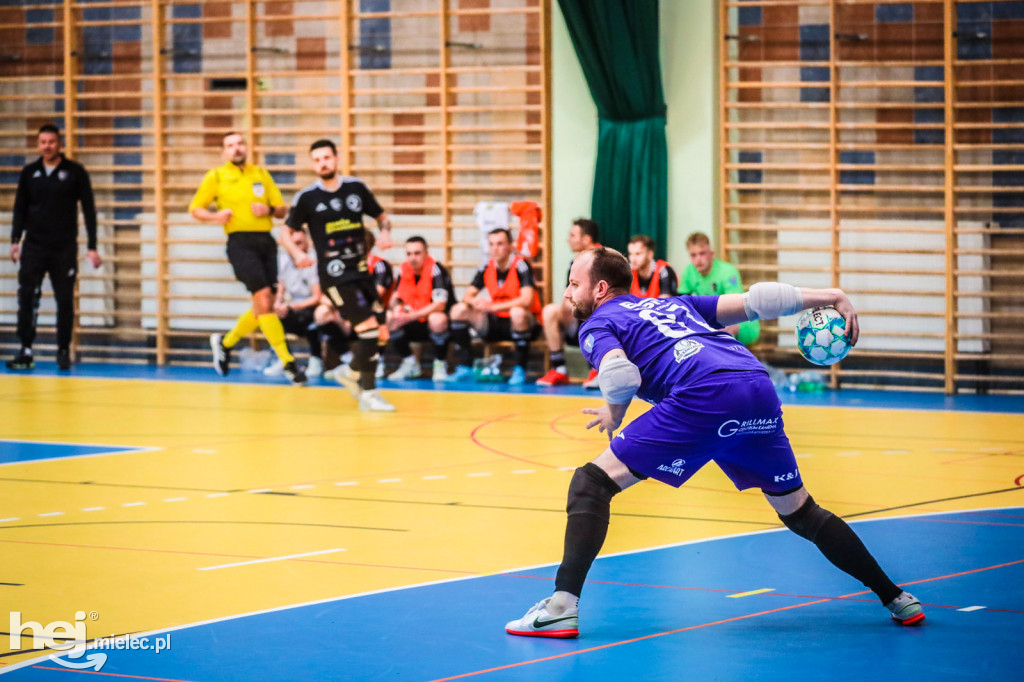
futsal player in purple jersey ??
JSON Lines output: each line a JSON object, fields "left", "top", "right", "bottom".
{"left": 506, "top": 247, "right": 924, "bottom": 639}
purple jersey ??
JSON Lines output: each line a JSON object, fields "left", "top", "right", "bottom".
{"left": 579, "top": 294, "right": 765, "bottom": 404}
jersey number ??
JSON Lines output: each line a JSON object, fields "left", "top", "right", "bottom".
{"left": 639, "top": 307, "right": 716, "bottom": 339}
{"left": 327, "top": 286, "right": 345, "bottom": 307}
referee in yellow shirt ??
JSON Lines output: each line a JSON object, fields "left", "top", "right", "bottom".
{"left": 189, "top": 131, "right": 305, "bottom": 384}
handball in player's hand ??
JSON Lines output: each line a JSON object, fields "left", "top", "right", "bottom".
{"left": 796, "top": 306, "right": 851, "bottom": 366}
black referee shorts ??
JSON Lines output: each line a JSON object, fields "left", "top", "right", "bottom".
{"left": 322, "top": 276, "right": 383, "bottom": 327}
{"left": 226, "top": 231, "right": 278, "bottom": 294}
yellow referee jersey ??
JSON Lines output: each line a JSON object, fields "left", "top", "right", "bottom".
{"left": 188, "top": 161, "right": 284, "bottom": 234}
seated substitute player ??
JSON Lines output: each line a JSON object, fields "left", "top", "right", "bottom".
{"left": 448, "top": 228, "right": 542, "bottom": 385}
{"left": 505, "top": 247, "right": 924, "bottom": 638}
{"left": 386, "top": 236, "right": 455, "bottom": 383}
{"left": 190, "top": 131, "right": 305, "bottom": 384}
{"left": 282, "top": 138, "right": 395, "bottom": 412}
{"left": 536, "top": 218, "right": 601, "bottom": 387}
{"left": 627, "top": 234, "right": 678, "bottom": 299}
{"left": 680, "top": 231, "right": 759, "bottom": 347}
{"left": 265, "top": 228, "right": 325, "bottom": 377}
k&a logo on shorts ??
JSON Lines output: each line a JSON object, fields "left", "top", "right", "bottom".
{"left": 774, "top": 468, "right": 799, "bottom": 484}
{"left": 656, "top": 458, "right": 686, "bottom": 477}
{"left": 345, "top": 194, "right": 362, "bottom": 212}
{"left": 717, "top": 417, "right": 779, "bottom": 438}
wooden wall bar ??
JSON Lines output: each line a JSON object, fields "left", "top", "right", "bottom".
{"left": 0, "top": 0, "right": 550, "bottom": 366}
{"left": 721, "top": 0, "right": 1024, "bottom": 394}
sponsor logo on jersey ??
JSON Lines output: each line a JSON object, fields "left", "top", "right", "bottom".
{"left": 252, "top": 182, "right": 265, "bottom": 198}
{"left": 330, "top": 197, "right": 343, "bottom": 212}
{"left": 325, "top": 218, "right": 361, "bottom": 234}
{"left": 583, "top": 334, "right": 595, "bottom": 353}
{"left": 33, "top": 170, "right": 42, "bottom": 178}
{"left": 718, "top": 417, "right": 780, "bottom": 438}
{"left": 326, "top": 259, "right": 345, "bottom": 277}
{"left": 345, "top": 194, "right": 362, "bottom": 211}
{"left": 673, "top": 338, "right": 703, "bottom": 362}
{"left": 315, "top": 202, "right": 328, "bottom": 212}
{"left": 58, "top": 170, "right": 67, "bottom": 181}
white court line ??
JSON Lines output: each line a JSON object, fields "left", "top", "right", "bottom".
{"left": 0, "top": 517, "right": 20, "bottom": 523}
{"left": 467, "top": 472, "right": 492, "bottom": 478}
{"left": 291, "top": 484, "right": 314, "bottom": 490}
{"left": 884, "top": 450, "right": 910, "bottom": 455}
{"left": 248, "top": 489, "right": 271, "bottom": 494}
{"left": 122, "top": 502, "right": 146, "bottom": 507}
{"left": 206, "top": 492, "right": 229, "bottom": 498}
{"left": 197, "top": 548, "right": 346, "bottom": 571}
{"left": 795, "top": 454, "right": 814, "bottom": 458}
{"left": 958, "top": 606, "right": 986, "bottom": 612}
{"left": 378, "top": 478, "right": 402, "bottom": 483}
{"left": 82, "top": 507, "right": 104, "bottom": 512}
{"left": 38, "top": 512, "right": 63, "bottom": 517}
{"left": 164, "top": 497, "right": 187, "bottom": 502}
{"left": 836, "top": 452, "right": 861, "bottom": 457}
{"left": 335, "top": 481, "right": 358, "bottom": 486}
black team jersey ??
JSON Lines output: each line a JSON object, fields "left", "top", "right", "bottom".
{"left": 286, "top": 176, "right": 384, "bottom": 285}
{"left": 12, "top": 155, "right": 97, "bottom": 250}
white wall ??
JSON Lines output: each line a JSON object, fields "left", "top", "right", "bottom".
{"left": 550, "top": 1, "right": 718, "bottom": 290}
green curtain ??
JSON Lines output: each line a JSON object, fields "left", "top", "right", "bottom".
{"left": 558, "top": 0, "right": 668, "bottom": 258}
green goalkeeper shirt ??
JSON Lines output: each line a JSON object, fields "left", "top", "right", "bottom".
{"left": 679, "top": 259, "right": 760, "bottom": 346}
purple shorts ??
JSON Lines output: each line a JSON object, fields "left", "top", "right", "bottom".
{"left": 610, "top": 370, "right": 802, "bottom": 493}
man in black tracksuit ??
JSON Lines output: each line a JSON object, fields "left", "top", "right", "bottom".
{"left": 8, "top": 124, "right": 101, "bottom": 371}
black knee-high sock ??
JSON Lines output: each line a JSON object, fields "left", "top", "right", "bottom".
{"left": 781, "top": 498, "right": 902, "bottom": 604}
{"left": 554, "top": 463, "right": 621, "bottom": 598}
{"left": 305, "top": 327, "right": 322, "bottom": 359}
{"left": 511, "top": 328, "right": 531, "bottom": 369}
{"left": 352, "top": 335, "right": 378, "bottom": 391}
{"left": 430, "top": 329, "right": 450, "bottom": 364}
{"left": 390, "top": 326, "right": 412, "bottom": 358}
{"left": 814, "top": 516, "right": 902, "bottom": 604}
{"left": 450, "top": 320, "right": 473, "bottom": 367}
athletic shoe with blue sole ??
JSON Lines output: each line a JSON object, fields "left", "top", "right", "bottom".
{"left": 505, "top": 598, "right": 579, "bottom": 639}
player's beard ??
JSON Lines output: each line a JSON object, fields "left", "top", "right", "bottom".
{"left": 319, "top": 169, "right": 337, "bottom": 181}
{"left": 570, "top": 297, "right": 594, "bottom": 321}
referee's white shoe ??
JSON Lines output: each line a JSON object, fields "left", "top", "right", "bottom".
{"left": 359, "top": 389, "right": 395, "bottom": 412}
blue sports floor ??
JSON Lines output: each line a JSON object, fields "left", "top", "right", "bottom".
{"left": 2, "top": 363, "right": 1022, "bottom": 680}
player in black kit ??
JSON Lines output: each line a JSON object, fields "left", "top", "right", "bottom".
{"left": 281, "top": 139, "right": 396, "bottom": 412}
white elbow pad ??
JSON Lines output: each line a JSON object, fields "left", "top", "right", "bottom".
{"left": 742, "top": 282, "right": 804, "bottom": 321}
{"left": 598, "top": 356, "right": 642, "bottom": 405}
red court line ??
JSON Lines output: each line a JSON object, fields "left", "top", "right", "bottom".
{"left": 29, "top": 666, "right": 195, "bottom": 681}
{"left": 427, "top": 597, "right": 833, "bottom": 682}
{"left": 446, "top": 558, "right": 1024, "bottom": 680}
{"left": 549, "top": 411, "right": 602, "bottom": 444}
{"left": 469, "top": 414, "right": 558, "bottom": 468}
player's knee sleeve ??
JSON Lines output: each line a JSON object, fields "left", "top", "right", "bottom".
{"left": 429, "top": 330, "right": 449, "bottom": 346}
{"left": 566, "top": 463, "right": 621, "bottom": 520}
{"left": 778, "top": 495, "right": 834, "bottom": 542}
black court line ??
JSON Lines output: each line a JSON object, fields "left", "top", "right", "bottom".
{"left": 0, "top": 520, "right": 407, "bottom": 533}
{"left": 843, "top": 485, "right": 1024, "bottom": 519}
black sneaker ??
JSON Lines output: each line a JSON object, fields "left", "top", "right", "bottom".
{"left": 210, "top": 333, "right": 230, "bottom": 376}
{"left": 282, "top": 361, "right": 307, "bottom": 385}
{"left": 6, "top": 349, "right": 34, "bottom": 371}
{"left": 56, "top": 348, "right": 72, "bottom": 371}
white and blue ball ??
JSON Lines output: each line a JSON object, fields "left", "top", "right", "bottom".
{"left": 795, "top": 306, "right": 851, "bottom": 366}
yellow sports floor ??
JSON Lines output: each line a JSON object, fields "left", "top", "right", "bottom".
{"left": 2, "top": 372, "right": 1023, "bottom": 671}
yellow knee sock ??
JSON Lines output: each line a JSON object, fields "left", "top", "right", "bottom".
{"left": 258, "top": 313, "right": 294, "bottom": 364}
{"left": 223, "top": 310, "right": 259, "bottom": 348}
